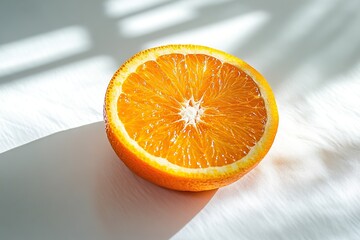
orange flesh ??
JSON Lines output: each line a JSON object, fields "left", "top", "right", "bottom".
{"left": 117, "top": 54, "right": 267, "bottom": 168}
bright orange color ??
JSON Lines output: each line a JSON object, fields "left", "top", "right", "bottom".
{"left": 104, "top": 45, "right": 278, "bottom": 191}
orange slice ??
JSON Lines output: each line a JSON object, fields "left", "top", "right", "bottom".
{"left": 104, "top": 44, "right": 278, "bottom": 191}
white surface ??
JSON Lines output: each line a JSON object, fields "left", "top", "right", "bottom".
{"left": 1, "top": 0, "right": 360, "bottom": 239}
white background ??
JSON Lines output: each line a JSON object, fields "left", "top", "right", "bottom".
{"left": 0, "top": 0, "right": 359, "bottom": 239}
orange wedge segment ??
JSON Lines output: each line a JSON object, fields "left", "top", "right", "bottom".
{"left": 104, "top": 45, "right": 278, "bottom": 191}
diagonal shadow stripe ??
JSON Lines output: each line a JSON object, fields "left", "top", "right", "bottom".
{"left": 0, "top": 122, "right": 216, "bottom": 240}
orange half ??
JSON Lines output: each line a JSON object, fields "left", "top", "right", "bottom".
{"left": 104, "top": 44, "right": 278, "bottom": 191}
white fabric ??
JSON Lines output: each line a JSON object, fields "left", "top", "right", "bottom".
{"left": 1, "top": 0, "right": 359, "bottom": 239}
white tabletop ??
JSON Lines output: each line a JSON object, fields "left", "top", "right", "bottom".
{"left": 1, "top": 0, "right": 360, "bottom": 239}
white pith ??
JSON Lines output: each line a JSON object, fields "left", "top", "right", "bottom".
{"left": 179, "top": 96, "right": 204, "bottom": 128}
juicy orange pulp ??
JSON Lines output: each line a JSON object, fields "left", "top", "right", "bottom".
{"left": 117, "top": 53, "right": 267, "bottom": 169}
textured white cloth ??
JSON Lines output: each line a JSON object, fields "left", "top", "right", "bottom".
{"left": 1, "top": 0, "right": 359, "bottom": 239}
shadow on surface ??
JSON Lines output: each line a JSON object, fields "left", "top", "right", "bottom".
{"left": 2, "top": 0, "right": 359, "bottom": 95}
{"left": 0, "top": 0, "right": 250, "bottom": 84}
{"left": 0, "top": 122, "right": 216, "bottom": 240}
